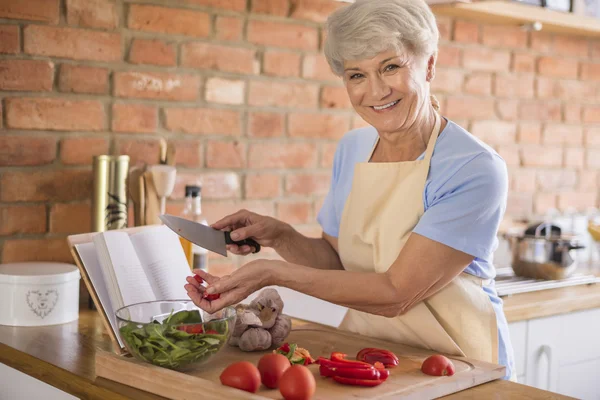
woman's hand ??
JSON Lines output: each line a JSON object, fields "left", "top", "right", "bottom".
{"left": 184, "top": 261, "right": 280, "bottom": 313}
{"left": 211, "top": 209, "right": 290, "bottom": 256}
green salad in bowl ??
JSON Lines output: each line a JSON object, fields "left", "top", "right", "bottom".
{"left": 115, "top": 300, "right": 236, "bottom": 370}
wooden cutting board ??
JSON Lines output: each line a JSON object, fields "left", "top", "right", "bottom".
{"left": 95, "top": 324, "right": 505, "bottom": 399}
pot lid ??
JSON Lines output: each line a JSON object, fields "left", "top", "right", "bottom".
{"left": 0, "top": 262, "right": 80, "bottom": 284}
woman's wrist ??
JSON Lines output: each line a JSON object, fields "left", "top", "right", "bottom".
{"left": 273, "top": 221, "right": 295, "bottom": 252}
{"left": 265, "top": 260, "right": 287, "bottom": 287}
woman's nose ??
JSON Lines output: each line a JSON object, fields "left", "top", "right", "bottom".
{"left": 368, "top": 76, "right": 392, "bottom": 100}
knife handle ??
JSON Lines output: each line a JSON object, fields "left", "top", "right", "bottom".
{"left": 224, "top": 232, "right": 261, "bottom": 254}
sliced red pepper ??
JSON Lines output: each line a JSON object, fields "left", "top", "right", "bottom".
{"left": 193, "top": 275, "right": 203, "bottom": 284}
{"left": 279, "top": 343, "right": 291, "bottom": 353}
{"left": 317, "top": 357, "right": 373, "bottom": 370}
{"left": 203, "top": 293, "right": 220, "bottom": 301}
{"left": 319, "top": 365, "right": 337, "bottom": 377}
{"left": 330, "top": 352, "right": 347, "bottom": 362}
{"left": 205, "top": 329, "right": 219, "bottom": 334}
{"left": 332, "top": 376, "right": 386, "bottom": 387}
{"left": 357, "top": 348, "right": 399, "bottom": 368}
{"left": 321, "top": 365, "right": 381, "bottom": 380}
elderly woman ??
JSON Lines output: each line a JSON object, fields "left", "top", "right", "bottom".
{"left": 185, "top": 0, "right": 515, "bottom": 381}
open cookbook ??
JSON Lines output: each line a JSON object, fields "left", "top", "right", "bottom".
{"left": 68, "top": 225, "right": 192, "bottom": 350}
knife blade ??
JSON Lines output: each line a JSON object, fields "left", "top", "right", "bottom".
{"left": 159, "top": 214, "right": 260, "bottom": 257}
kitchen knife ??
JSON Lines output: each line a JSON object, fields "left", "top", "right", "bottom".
{"left": 159, "top": 214, "right": 260, "bottom": 257}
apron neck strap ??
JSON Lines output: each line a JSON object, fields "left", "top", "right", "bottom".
{"left": 424, "top": 112, "right": 441, "bottom": 162}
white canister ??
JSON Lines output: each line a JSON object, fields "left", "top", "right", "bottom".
{"left": 0, "top": 262, "right": 81, "bottom": 327}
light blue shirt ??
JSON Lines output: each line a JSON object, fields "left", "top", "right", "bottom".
{"left": 317, "top": 118, "right": 515, "bottom": 380}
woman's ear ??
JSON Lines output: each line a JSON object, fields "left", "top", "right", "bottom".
{"left": 426, "top": 53, "right": 437, "bottom": 82}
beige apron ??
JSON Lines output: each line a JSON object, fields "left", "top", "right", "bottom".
{"left": 338, "top": 113, "right": 500, "bottom": 367}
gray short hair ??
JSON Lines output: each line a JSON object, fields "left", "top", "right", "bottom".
{"left": 324, "top": 0, "right": 440, "bottom": 76}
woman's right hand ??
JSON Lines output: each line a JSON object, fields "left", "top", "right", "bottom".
{"left": 211, "top": 209, "right": 289, "bottom": 256}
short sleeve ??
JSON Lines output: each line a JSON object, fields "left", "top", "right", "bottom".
{"left": 413, "top": 153, "right": 508, "bottom": 260}
{"left": 317, "top": 143, "right": 343, "bottom": 238}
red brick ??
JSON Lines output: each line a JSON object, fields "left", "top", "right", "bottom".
{"left": 206, "top": 140, "right": 246, "bottom": 169}
{"left": 0, "top": 135, "right": 56, "bottom": 166}
{"left": 496, "top": 100, "right": 519, "bottom": 121}
{"left": 0, "top": 205, "right": 46, "bottom": 235}
{"left": 277, "top": 201, "right": 311, "bottom": 224}
{"left": 173, "top": 172, "right": 240, "bottom": 200}
{"left": 530, "top": 32, "right": 553, "bottom": 53}
{"left": 537, "top": 57, "right": 579, "bottom": 79}
{"left": 0, "top": 60, "right": 53, "bottom": 92}
{"left": 534, "top": 193, "right": 557, "bottom": 215}
{"left": 453, "top": 20, "right": 479, "bottom": 43}
{"left": 60, "top": 137, "right": 109, "bottom": 165}
{"left": 58, "top": 65, "right": 108, "bottom": 94}
{"left": 129, "top": 39, "right": 176, "bottom": 67}
{"left": 245, "top": 174, "right": 280, "bottom": 199}
{"left": 0, "top": 25, "right": 19, "bottom": 54}
{"left": 321, "top": 85, "right": 351, "bottom": 109}
{"left": 470, "top": 121, "right": 516, "bottom": 144}
{"left": 519, "top": 101, "right": 562, "bottom": 122}
{"left": 558, "top": 192, "right": 597, "bottom": 210}
{"left": 182, "top": 42, "right": 257, "bottom": 74}
{"left": 251, "top": 0, "right": 289, "bottom": 15}
{"left": 116, "top": 139, "right": 160, "bottom": 165}
{"left": 249, "top": 80, "right": 318, "bottom": 108}
{"left": 463, "top": 48, "right": 511, "bottom": 72}
{"left": 437, "top": 44, "right": 461, "bottom": 67}
{"left": 506, "top": 193, "right": 533, "bottom": 217}
{"left": 6, "top": 98, "right": 104, "bottom": 131}
{"left": 497, "top": 145, "right": 520, "bottom": 166}
{"left": 50, "top": 203, "right": 91, "bottom": 234}
{"left": 537, "top": 170, "right": 577, "bottom": 191}
{"left": 114, "top": 71, "right": 200, "bottom": 101}
{"left": 205, "top": 78, "right": 245, "bottom": 105}
{"left": 482, "top": 25, "right": 527, "bottom": 49}
{"left": 66, "top": 0, "right": 118, "bottom": 29}
{"left": 320, "top": 142, "right": 337, "bottom": 168}
{"left": 581, "top": 62, "right": 600, "bottom": 81}
{"left": 511, "top": 168, "right": 536, "bottom": 192}
{"left": 24, "top": 25, "right": 121, "bottom": 62}
{"left": 555, "top": 80, "right": 595, "bottom": 100}
{"left": 2, "top": 238, "right": 72, "bottom": 264}
{"left": 171, "top": 140, "right": 202, "bottom": 168}
{"left": 585, "top": 126, "right": 600, "bottom": 146}
{"left": 112, "top": 103, "right": 157, "bottom": 133}
{"left": 248, "top": 112, "right": 284, "bottom": 137}
{"left": 554, "top": 36, "right": 590, "bottom": 58}
{"left": 565, "top": 148, "right": 584, "bottom": 169}
{"left": 512, "top": 53, "right": 535, "bottom": 73}
{"left": 518, "top": 122, "right": 542, "bottom": 144}
{"left": 183, "top": 0, "right": 246, "bottom": 12}
{"left": 289, "top": 0, "right": 343, "bottom": 23}
{"left": 302, "top": 54, "right": 336, "bottom": 80}
{"left": 463, "top": 72, "right": 492, "bottom": 95}
{"left": 535, "top": 77, "right": 555, "bottom": 99}
{"left": 263, "top": 50, "right": 301, "bottom": 77}
{"left": 285, "top": 173, "right": 330, "bottom": 196}
{"left": 445, "top": 97, "right": 496, "bottom": 120}
{"left": 431, "top": 69, "right": 463, "bottom": 93}
{"left": 0, "top": 0, "right": 59, "bottom": 24}
{"left": 583, "top": 105, "right": 600, "bottom": 123}
{"left": 437, "top": 16, "right": 452, "bottom": 42}
{"left": 288, "top": 113, "right": 349, "bottom": 139}
{"left": 128, "top": 5, "right": 209, "bottom": 37}
{"left": 564, "top": 104, "right": 582, "bottom": 123}
{"left": 588, "top": 149, "right": 600, "bottom": 169}
{"left": 216, "top": 16, "right": 243, "bottom": 41}
{"left": 495, "top": 74, "right": 534, "bottom": 99}
{"left": 248, "top": 143, "right": 317, "bottom": 169}
{"left": 521, "top": 146, "right": 563, "bottom": 167}
{"left": 0, "top": 170, "right": 92, "bottom": 202}
{"left": 579, "top": 171, "right": 597, "bottom": 191}
{"left": 164, "top": 107, "right": 241, "bottom": 135}
{"left": 248, "top": 20, "right": 318, "bottom": 50}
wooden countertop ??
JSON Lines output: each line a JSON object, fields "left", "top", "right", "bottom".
{"left": 0, "top": 309, "right": 574, "bottom": 400}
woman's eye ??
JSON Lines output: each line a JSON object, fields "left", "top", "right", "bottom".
{"left": 349, "top": 73, "right": 363, "bottom": 80}
{"left": 384, "top": 64, "right": 399, "bottom": 72}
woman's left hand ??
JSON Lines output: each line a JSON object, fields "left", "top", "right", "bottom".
{"left": 184, "top": 260, "right": 279, "bottom": 313}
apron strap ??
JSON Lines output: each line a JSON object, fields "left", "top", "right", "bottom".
{"left": 423, "top": 112, "right": 441, "bottom": 163}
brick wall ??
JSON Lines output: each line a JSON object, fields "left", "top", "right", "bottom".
{"left": 0, "top": 0, "right": 599, "bottom": 276}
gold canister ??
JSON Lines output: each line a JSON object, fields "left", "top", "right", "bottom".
{"left": 91, "top": 155, "right": 130, "bottom": 232}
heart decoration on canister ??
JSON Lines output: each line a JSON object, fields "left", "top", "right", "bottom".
{"left": 26, "top": 289, "right": 59, "bottom": 319}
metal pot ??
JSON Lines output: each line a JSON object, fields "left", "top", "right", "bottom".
{"left": 503, "top": 222, "right": 585, "bottom": 280}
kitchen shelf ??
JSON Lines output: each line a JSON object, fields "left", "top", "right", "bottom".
{"left": 431, "top": 1, "right": 600, "bottom": 38}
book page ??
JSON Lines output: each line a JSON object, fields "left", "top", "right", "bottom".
{"left": 130, "top": 225, "right": 192, "bottom": 300}
{"left": 93, "top": 231, "right": 156, "bottom": 307}
{"left": 74, "top": 242, "right": 124, "bottom": 348}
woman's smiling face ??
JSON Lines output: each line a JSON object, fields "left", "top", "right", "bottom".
{"left": 343, "top": 49, "right": 431, "bottom": 133}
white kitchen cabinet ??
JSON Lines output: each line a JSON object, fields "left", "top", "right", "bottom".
{"left": 509, "top": 307, "right": 600, "bottom": 400}
{"left": 0, "top": 363, "right": 78, "bottom": 400}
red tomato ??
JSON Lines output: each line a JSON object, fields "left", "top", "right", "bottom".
{"left": 279, "top": 365, "right": 316, "bottom": 400}
{"left": 421, "top": 355, "right": 455, "bottom": 377}
{"left": 220, "top": 361, "right": 261, "bottom": 393}
{"left": 257, "top": 353, "right": 291, "bottom": 389}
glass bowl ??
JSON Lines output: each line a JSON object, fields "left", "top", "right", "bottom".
{"left": 115, "top": 300, "right": 236, "bottom": 370}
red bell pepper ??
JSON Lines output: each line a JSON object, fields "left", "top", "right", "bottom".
{"left": 317, "top": 357, "right": 374, "bottom": 370}
{"left": 320, "top": 365, "right": 381, "bottom": 380}
{"left": 329, "top": 352, "right": 375, "bottom": 368}
{"left": 332, "top": 376, "right": 386, "bottom": 387}
{"left": 203, "top": 293, "right": 221, "bottom": 301}
{"left": 357, "top": 348, "right": 399, "bottom": 368}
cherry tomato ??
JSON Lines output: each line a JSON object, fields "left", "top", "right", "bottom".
{"left": 220, "top": 361, "right": 261, "bottom": 393}
{"left": 257, "top": 353, "right": 291, "bottom": 389}
{"left": 279, "top": 365, "right": 316, "bottom": 400}
{"left": 421, "top": 355, "right": 455, "bottom": 377}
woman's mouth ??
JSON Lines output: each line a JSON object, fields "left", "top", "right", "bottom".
{"left": 371, "top": 100, "right": 400, "bottom": 112}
